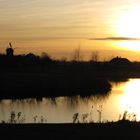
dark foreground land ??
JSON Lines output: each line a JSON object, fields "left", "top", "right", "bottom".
{"left": 1, "top": 121, "right": 140, "bottom": 140}
{"left": 1, "top": 54, "right": 140, "bottom": 99}
{"left": 0, "top": 72, "right": 112, "bottom": 99}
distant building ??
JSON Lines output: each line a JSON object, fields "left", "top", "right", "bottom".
{"left": 110, "top": 56, "right": 130, "bottom": 65}
{"left": 6, "top": 43, "right": 14, "bottom": 57}
{"left": 6, "top": 47, "right": 14, "bottom": 57}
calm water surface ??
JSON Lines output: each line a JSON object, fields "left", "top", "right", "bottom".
{"left": 0, "top": 79, "right": 140, "bottom": 123}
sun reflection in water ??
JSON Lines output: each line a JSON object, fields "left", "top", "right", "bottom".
{"left": 1, "top": 79, "right": 140, "bottom": 123}
{"left": 120, "top": 79, "right": 140, "bottom": 120}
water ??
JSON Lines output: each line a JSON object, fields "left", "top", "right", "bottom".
{"left": 0, "top": 78, "right": 140, "bottom": 123}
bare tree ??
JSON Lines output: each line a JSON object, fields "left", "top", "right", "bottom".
{"left": 73, "top": 47, "right": 82, "bottom": 62}
{"left": 90, "top": 51, "right": 99, "bottom": 62}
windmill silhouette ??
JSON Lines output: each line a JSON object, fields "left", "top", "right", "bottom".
{"left": 6, "top": 43, "right": 18, "bottom": 56}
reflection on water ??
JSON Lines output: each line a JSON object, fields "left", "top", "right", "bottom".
{"left": 119, "top": 79, "right": 140, "bottom": 119}
{"left": 0, "top": 79, "right": 140, "bottom": 123}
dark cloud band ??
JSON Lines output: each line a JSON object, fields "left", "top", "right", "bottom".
{"left": 89, "top": 37, "right": 140, "bottom": 41}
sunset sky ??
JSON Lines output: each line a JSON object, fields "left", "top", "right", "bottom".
{"left": 1, "top": 0, "right": 140, "bottom": 60}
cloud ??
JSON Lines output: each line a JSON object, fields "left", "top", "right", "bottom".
{"left": 89, "top": 37, "right": 140, "bottom": 41}
{"left": 7, "top": 36, "right": 84, "bottom": 42}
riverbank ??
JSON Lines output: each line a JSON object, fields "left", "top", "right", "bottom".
{"left": 2, "top": 60, "right": 140, "bottom": 99}
{"left": 0, "top": 72, "right": 111, "bottom": 99}
{"left": 0, "top": 121, "right": 140, "bottom": 140}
